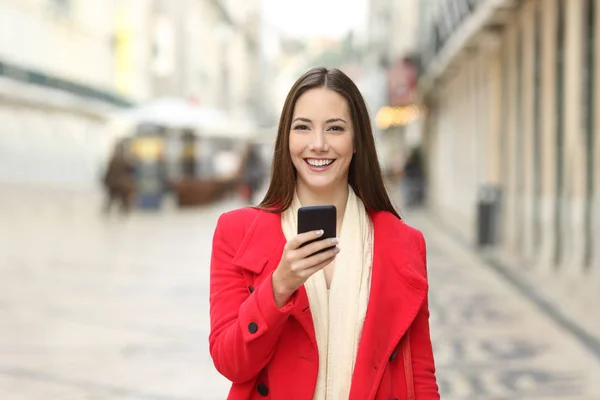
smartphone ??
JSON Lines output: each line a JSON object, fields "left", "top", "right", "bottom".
{"left": 297, "top": 205, "right": 337, "bottom": 255}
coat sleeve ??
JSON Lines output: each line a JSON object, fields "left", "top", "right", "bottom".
{"left": 208, "top": 212, "right": 300, "bottom": 383}
{"left": 410, "top": 230, "right": 440, "bottom": 399}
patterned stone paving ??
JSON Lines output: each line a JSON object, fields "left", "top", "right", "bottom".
{"left": 0, "top": 187, "right": 233, "bottom": 399}
{"left": 408, "top": 213, "right": 600, "bottom": 400}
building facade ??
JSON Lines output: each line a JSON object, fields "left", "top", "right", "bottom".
{"left": 362, "top": 0, "right": 424, "bottom": 175}
{"left": 0, "top": 0, "right": 268, "bottom": 187}
{"left": 418, "top": 0, "right": 600, "bottom": 280}
{"left": 0, "top": 0, "right": 146, "bottom": 187}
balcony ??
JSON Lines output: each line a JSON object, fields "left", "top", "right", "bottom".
{"left": 419, "top": 0, "right": 520, "bottom": 96}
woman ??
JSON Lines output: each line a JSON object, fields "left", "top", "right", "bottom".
{"left": 209, "top": 67, "right": 439, "bottom": 399}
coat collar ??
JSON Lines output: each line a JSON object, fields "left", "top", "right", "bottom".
{"left": 232, "top": 208, "right": 428, "bottom": 400}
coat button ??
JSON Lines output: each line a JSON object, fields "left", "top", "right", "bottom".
{"left": 249, "top": 285, "right": 255, "bottom": 293}
{"left": 257, "top": 383, "right": 269, "bottom": 396}
{"left": 389, "top": 348, "right": 398, "bottom": 362}
{"left": 248, "top": 322, "right": 258, "bottom": 334}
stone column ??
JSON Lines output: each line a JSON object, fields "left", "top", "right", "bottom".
{"left": 537, "top": 0, "right": 559, "bottom": 273}
{"left": 480, "top": 32, "right": 504, "bottom": 247}
{"left": 591, "top": 0, "right": 600, "bottom": 280}
{"left": 561, "top": 0, "right": 587, "bottom": 276}
{"left": 501, "top": 24, "right": 519, "bottom": 255}
{"left": 521, "top": 0, "right": 537, "bottom": 263}
{"left": 448, "top": 64, "right": 469, "bottom": 237}
{"left": 435, "top": 91, "right": 448, "bottom": 219}
{"left": 434, "top": 83, "right": 450, "bottom": 220}
{"left": 487, "top": 47, "right": 502, "bottom": 187}
{"left": 467, "top": 55, "right": 479, "bottom": 241}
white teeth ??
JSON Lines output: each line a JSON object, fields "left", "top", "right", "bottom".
{"left": 307, "top": 159, "right": 333, "bottom": 167}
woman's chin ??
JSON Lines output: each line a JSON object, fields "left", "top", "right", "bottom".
{"left": 298, "top": 176, "right": 344, "bottom": 193}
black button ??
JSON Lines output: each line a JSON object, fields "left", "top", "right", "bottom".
{"left": 257, "top": 383, "right": 269, "bottom": 396}
{"left": 249, "top": 285, "right": 255, "bottom": 293}
{"left": 389, "top": 348, "right": 398, "bottom": 362}
{"left": 248, "top": 322, "right": 258, "bottom": 334}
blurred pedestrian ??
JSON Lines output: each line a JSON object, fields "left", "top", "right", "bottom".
{"left": 102, "top": 140, "right": 135, "bottom": 214}
{"left": 239, "top": 144, "right": 266, "bottom": 205}
{"left": 209, "top": 67, "right": 439, "bottom": 399}
{"left": 401, "top": 147, "right": 426, "bottom": 208}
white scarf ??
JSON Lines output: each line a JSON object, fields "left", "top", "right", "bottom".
{"left": 281, "top": 186, "right": 373, "bottom": 400}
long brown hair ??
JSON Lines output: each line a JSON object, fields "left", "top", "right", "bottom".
{"left": 258, "top": 67, "right": 401, "bottom": 219}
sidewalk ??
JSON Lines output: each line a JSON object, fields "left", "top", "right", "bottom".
{"left": 489, "top": 249, "right": 600, "bottom": 357}
{"left": 404, "top": 210, "right": 600, "bottom": 399}
{"left": 0, "top": 184, "right": 235, "bottom": 400}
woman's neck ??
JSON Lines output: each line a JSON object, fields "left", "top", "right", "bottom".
{"left": 296, "top": 183, "right": 349, "bottom": 229}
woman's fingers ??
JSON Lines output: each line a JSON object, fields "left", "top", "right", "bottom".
{"left": 295, "top": 237, "right": 339, "bottom": 260}
{"left": 276, "top": 232, "right": 340, "bottom": 292}
{"left": 291, "top": 245, "right": 340, "bottom": 274}
{"left": 300, "top": 254, "right": 337, "bottom": 278}
{"left": 285, "top": 230, "right": 324, "bottom": 251}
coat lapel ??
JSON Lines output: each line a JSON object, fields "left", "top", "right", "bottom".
{"left": 349, "top": 211, "right": 428, "bottom": 400}
{"left": 232, "top": 209, "right": 316, "bottom": 344}
{"left": 232, "top": 209, "right": 283, "bottom": 275}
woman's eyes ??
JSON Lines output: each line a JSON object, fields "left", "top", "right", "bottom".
{"left": 291, "top": 125, "right": 344, "bottom": 132}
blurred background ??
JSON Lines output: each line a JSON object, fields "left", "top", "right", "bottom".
{"left": 1, "top": 0, "right": 600, "bottom": 399}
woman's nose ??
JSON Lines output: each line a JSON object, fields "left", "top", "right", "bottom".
{"left": 309, "top": 131, "right": 327, "bottom": 152}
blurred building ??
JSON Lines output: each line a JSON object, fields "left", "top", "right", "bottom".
{"left": 0, "top": 0, "right": 145, "bottom": 187}
{"left": 361, "top": 0, "right": 424, "bottom": 173}
{"left": 0, "top": 0, "right": 270, "bottom": 188}
{"left": 149, "top": 0, "right": 264, "bottom": 122}
{"left": 418, "top": 0, "right": 599, "bottom": 277}
{"left": 222, "top": 0, "right": 265, "bottom": 122}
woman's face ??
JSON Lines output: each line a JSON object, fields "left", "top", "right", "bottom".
{"left": 289, "top": 87, "right": 355, "bottom": 194}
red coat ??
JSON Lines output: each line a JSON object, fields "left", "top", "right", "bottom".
{"left": 209, "top": 207, "right": 439, "bottom": 399}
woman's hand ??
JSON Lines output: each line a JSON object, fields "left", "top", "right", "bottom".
{"left": 271, "top": 230, "right": 339, "bottom": 308}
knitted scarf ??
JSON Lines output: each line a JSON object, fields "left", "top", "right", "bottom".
{"left": 281, "top": 186, "right": 373, "bottom": 399}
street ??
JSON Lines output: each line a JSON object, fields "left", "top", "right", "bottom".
{"left": 1, "top": 187, "right": 600, "bottom": 399}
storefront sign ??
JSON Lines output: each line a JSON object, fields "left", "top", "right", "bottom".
{"left": 376, "top": 105, "right": 423, "bottom": 129}
{"left": 388, "top": 58, "right": 418, "bottom": 107}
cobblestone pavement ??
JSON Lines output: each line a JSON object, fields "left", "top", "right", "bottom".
{"left": 0, "top": 187, "right": 234, "bottom": 400}
{"left": 406, "top": 212, "right": 600, "bottom": 400}
{"left": 1, "top": 187, "right": 600, "bottom": 399}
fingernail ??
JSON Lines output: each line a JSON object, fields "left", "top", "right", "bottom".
{"left": 333, "top": 247, "right": 340, "bottom": 254}
{"left": 315, "top": 230, "right": 324, "bottom": 236}
{"left": 331, "top": 237, "right": 339, "bottom": 244}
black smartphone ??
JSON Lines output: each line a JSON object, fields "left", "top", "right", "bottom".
{"left": 297, "top": 205, "right": 337, "bottom": 255}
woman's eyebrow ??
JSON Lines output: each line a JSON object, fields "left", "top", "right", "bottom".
{"left": 326, "top": 118, "right": 347, "bottom": 124}
{"left": 291, "top": 117, "right": 347, "bottom": 123}
{"left": 292, "top": 117, "right": 312, "bottom": 123}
